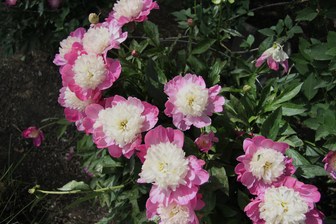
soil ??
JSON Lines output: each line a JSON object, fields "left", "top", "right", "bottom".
{"left": 0, "top": 52, "right": 107, "bottom": 223}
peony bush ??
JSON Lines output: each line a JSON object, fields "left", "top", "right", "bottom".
{"left": 27, "top": 0, "right": 336, "bottom": 223}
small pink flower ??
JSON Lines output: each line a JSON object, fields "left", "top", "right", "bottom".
{"left": 83, "top": 95, "right": 159, "bottom": 158}
{"left": 245, "top": 176, "right": 324, "bottom": 224}
{"left": 195, "top": 131, "right": 218, "bottom": 153}
{"left": 164, "top": 74, "right": 225, "bottom": 131}
{"left": 22, "top": 126, "right": 45, "bottom": 147}
{"left": 48, "top": 0, "right": 61, "bottom": 9}
{"left": 137, "top": 126, "right": 209, "bottom": 207}
{"left": 322, "top": 151, "right": 336, "bottom": 180}
{"left": 107, "top": 0, "right": 159, "bottom": 26}
{"left": 255, "top": 43, "right": 289, "bottom": 72}
{"left": 235, "top": 136, "right": 295, "bottom": 195}
{"left": 146, "top": 193, "right": 204, "bottom": 224}
{"left": 5, "top": 0, "right": 17, "bottom": 6}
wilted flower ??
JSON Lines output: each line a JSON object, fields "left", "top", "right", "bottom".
{"left": 235, "top": 136, "right": 295, "bottom": 195}
{"left": 83, "top": 95, "right": 159, "bottom": 158}
{"left": 245, "top": 177, "right": 324, "bottom": 224}
{"left": 255, "top": 42, "right": 289, "bottom": 72}
{"left": 194, "top": 131, "right": 218, "bottom": 153}
{"left": 22, "top": 126, "right": 45, "bottom": 147}
{"left": 322, "top": 150, "right": 336, "bottom": 180}
{"left": 164, "top": 74, "right": 225, "bottom": 131}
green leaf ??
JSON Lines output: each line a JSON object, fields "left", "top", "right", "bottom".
{"left": 282, "top": 103, "right": 306, "bottom": 116}
{"left": 143, "top": 21, "right": 160, "bottom": 47}
{"left": 210, "top": 167, "right": 229, "bottom": 195}
{"left": 284, "top": 15, "right": 292, "bottom": 28}
{"left": 286, "top": 149, "right": 310, "bottom": 166}
{"left": 302, "top": 74, "right": 318, "bottom": 100}
{"left": 305, "top": 43, "right": 334, "bottom": 61}
{"left": 191, "top": 39, "right": 216, "bottom": 54}
{"left": 208, "top": 60, "right": 226, "bottom": 85}
{"left": 296, "top": 8, "right": 318, "bottom": 22}
{"left": 58, "top": 180, "right": 90, "bottom": 191}
{"left": 261, "top": 107, "right": 282, "bottom": 139}
{"left": 237, "top": 190, "right": 250, "bottom": 210}
{"left": 187, "top": 55, "right": 206, "bottom": 74}
{"left": 298, "top": 165, "right": 327, "bottom": 178}
{"left": 258, "top": 28, "right": 275, "bottom": 37}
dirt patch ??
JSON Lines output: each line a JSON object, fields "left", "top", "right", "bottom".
{"left": 0, "top": 52, "right": 107, "bottom": 223}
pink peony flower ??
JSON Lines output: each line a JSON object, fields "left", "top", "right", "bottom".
{"left": 53, "top": 27, "right": 86, "bottom": 67}
{"left": 22, "top": 126, "right": 45, "bottom": 147}
{"left": 146, "top": 193, "right": 205, "bottom": 224}
{"left": 255, "top": 43, "right": 289, "bottom": 72}
{"left": 322, "top": 150, "right": 336, "bottom": 180}
{"left": 245, "top": 176, "right": 324, "bottom": 224}
{"left": 137, "top": 126, "right": 209, "bottom": 206}
{"left": 235, "top": 136, "right": 295, "bottom": 195}
{"left": 164, "top": 74, "right": 225, "bottom": 131}
{"left": 60, "top": 54, "right": 121, "bottom": 101}
{"left": 107, "top": 0, "right": 159, "bottom": 25}
{"left": 195, "top": 131, "right": 218, "bottom": 153}
{"left": 58, "top": 87, "right": 101, "bottom": 131}
{"left": 82, "top": 20, "right": 127, "bottom": 56}
{"left": 5, "top": 0, "right": 17, "bottom": 6}
{"left": 83, "top": 95, "right": 159, "bottom": 158}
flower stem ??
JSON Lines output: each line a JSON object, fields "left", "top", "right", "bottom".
{"left": 30, "top": 185, "right": 124, "bottom": 195}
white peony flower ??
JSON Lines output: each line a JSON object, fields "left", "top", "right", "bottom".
{"left": 63, "top": 87, "right": 91, "bottom": 111}
{"left": 113, "top": 0, "right": 144, "bottom": 20}
{"left": 72, "top": 54, "right": 107, "bottom": 89}
{"left": 259, "top": 186, "right": 309, "bottom": 224}
{"left": 94, "top": 102, "right": 145, "bottom": 146}
{"left": 59, "top": 36, "right": 81, "bottom": 58}
{"left": 139, "top": 142, "right": 189, "bottom": 190}
{"left": 82, "top": 26, "right": 111, "bottom": 55}
{"left": 157, "top": 203, "right": 190, "bottom": 224}
{"left": 249, "top": 148, "right": 286, "bottom": 184}
{"left": 174, "top": 83, "right": 209, "bottom": 116}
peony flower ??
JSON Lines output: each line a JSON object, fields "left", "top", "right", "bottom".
{"left": 108, "top": 0, "right": 159, "bottom": 25}
{"left": 194, "top": 131, "right": 218, "bottom": 153}
{"left": 22, "top": 126, "right": 45, "bottom": 147}
{"left": 235, "top": 136, "right": 295, "bottom": 195}
{"left": 5, "top": 0, "right": 17, "bottom": 6}
{"left": 164, "top": 74, "right": 225, "bottom": 131}
{"left": 245, "top": 176, "right": 324, "bottom": 224}
{"left": 255, "top": 42, "right": 289, "bottom": 72}
{"left": 61, "top": 54, "right": 121, "bottom": 100}
{"left": 146, "top": 194, "right": 205, "bottom": 224}
{"left": 82, "top": 20, "right": 127, "bottom": 56}
{"left": 53, "top": 27, "right": 86, "bottom": 67}
{"left": 322, "top": 150, "right": 336, "bottom": 180}
{"left": 83, "top": 95, "right": 159, "bottom": 158}
{"left": 137, "top": 126, "right": 209, "bottom": 206}
{"left": 58, "top": 87, "right": 101, "bottom": 131}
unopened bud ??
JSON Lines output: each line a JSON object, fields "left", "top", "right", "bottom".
{"left": 89, "top": 13, "right": 99, "bottom": 24}
{"left": 131, "top": 50, "right": 138, "bottom": 57}
{"left": 243, "top": 84, "right": 251, "bottom": 92}
{"left": 187, "top": 18, "right": 194, "bottom": 27}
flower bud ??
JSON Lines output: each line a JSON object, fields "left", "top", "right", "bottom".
{"left": 48, "top": 0, "right": 61, "bottom": 9}
{"left": 88, "top": 13, "right": 99, "bottom": 25}
{"left": 131, "top": 50, "right": 138, "bottom": 57}
{"left": 243, "top": 84, "right": 251, "bottom": 92}
{"left": 187, "top": 18, "right": 194, "bottom": 27}
{"left": 5, "top": 0, "right": 17, "bottom": 6}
